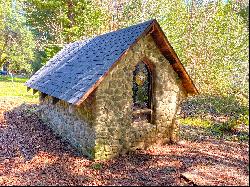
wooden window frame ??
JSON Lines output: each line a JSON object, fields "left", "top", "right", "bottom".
{"left": 132, "top": 57, "right": 155, "bottom": 123}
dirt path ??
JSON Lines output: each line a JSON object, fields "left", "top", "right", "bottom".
{"left": 0, "top": 101, "right": 249, "bottom": 186}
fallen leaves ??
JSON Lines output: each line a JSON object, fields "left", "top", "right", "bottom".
{"left": 0, "top": 99, "right": 249, "bottom": 186}
{"left": 181, "top": 164, "right": 249, "bottom": 186}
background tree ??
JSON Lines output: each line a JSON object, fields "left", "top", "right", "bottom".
{"left": 24, "top": 0, "right": 110, "bottom": 73}
{"left": 106, "top": 0, "right": 249, "bottom": 99}
{"left": 0, "top": 0, "right": 35, "bottom": 73}
{"left": 2, "top": 0, "right": 248, "bottom": 101}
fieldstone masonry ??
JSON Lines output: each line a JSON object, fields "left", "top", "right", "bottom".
{"left": 39, "top": 94, "right": 96, "bottom": 158}
{"left": 39, "top": 34, "right": 187, "bottom": 160}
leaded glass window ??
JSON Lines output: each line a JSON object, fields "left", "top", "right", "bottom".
{"left": 132, "top": 61, "right": 152, "bottom": 123}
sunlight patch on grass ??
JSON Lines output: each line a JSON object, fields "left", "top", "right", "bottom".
{"left": 0, "top": 76, "right": 38, "bottom": 104}
{"left": 179, "top": 117, "right": 213, "bottom": 128}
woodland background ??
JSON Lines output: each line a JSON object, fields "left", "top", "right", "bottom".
{"left": 0, "top": 1, "right": 249, "bottom": 185}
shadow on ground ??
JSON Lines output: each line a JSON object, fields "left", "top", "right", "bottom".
{"left": 0, "top": 104, "right": 91, "bottom": 185}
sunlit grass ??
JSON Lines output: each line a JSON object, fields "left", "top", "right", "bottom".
{"left": 179, "top": 117, "right": 213, "bottom": 128}
{"left": 0, "top": 76, "right": 39, "bottom": 104}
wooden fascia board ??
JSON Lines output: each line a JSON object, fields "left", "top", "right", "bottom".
{"left": 75, "top": 21, "right": 156, "bottom": 106}
{"left": 150, "top": 21, "right": 199, "bottom": 95}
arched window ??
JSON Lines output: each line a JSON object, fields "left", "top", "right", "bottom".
{"left": 132, "top": 61, "right": 153, "bottom": 123}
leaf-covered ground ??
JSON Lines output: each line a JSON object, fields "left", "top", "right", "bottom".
{"left": 0, "top": 99, "right": 249, "bottom": 186}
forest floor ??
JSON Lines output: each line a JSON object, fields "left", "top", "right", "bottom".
{"left": 0, "top": 97, "right": 249, "bottom": 186}
{"left": 0, "top": 76, "right": 249, "bottom": 186}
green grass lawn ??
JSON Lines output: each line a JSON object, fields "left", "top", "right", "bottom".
{"left": 0, "top": 75, "right": 39, "bottom": 103}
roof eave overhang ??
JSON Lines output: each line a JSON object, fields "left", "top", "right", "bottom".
{"left": 149, "top": 20, "right": 199, "bottom": 96}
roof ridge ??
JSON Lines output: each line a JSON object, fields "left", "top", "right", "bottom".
{"left": 66, "top": 19, "right": 156, "bottom": 46}
{"left": 97, "top": 19, "right": 155, "bottom": 38}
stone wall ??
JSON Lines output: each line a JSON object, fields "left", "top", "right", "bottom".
{"left": 93, "top": 34, "right": 187, "bottom": 160}
{"left": 38, "top": 93, "right": 96, "bottom": 158}
{"left": 38, "top": 33, "right": 187, "bottom": 160}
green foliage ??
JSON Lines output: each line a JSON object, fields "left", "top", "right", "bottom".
{"left": 31, "top": 45, "right": 61, "bottom": 73}
{"left": 0, "top": 0, "right": 35, "bottom": 73}
{"left": 179, "top": 117, "right": 213, "bottom": 128}
{"left": 209, "top": 115, "right": 248, "bottom": 134}
{"left": 24, "top": 0, "right": 110, "bottom": 73}
{"left": 112, "top": 0, "right": 249, "bottom": 99}
{"left": 183, "top": 95, "right": 249, "bottom": 118}
{"left": 10, "top": 0, "right": 248, "bottom": 99}
{"left": 1, "top": 0, "right": 248, "bottom": 97}
{"left": 165, "top": 0, "right": 249, "bottom": 97}
{"left": 179, "top": 94, "right": 249, "bottom": 141}
{"left": 90, "top": 162, "right": 102, "bottom": 170}
{"left": 31, "top": 50, "right": 47, "bottom": 73}
{"left": 215, "top": 120, "right": 238, "bottom": 132}
{"left": 24, "top": 0, "right": 108, "bottom": 43}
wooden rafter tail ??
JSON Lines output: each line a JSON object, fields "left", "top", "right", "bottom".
{"left": 33, "top": 89, "right": 38, "bottom": 95}
{"left": 52, "top": 97, "right": 59, "bottom": 105}
{"left": 41, "top": 92, "right": 48, "bottom": 100}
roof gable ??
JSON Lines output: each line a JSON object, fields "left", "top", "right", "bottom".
{"left": 26, "top": 19, "right": 198, "bottom": 105}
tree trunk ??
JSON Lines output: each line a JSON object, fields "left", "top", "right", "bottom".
{"left": 66, "top": 0, "right": 75, "bottom": 43}
{"left": 0, "top": 33, "right": 9, "bottom": 69}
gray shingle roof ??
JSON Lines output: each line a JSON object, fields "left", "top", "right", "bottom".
{"left": 25, "top": 19, "right": 155, "bottom": 104}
